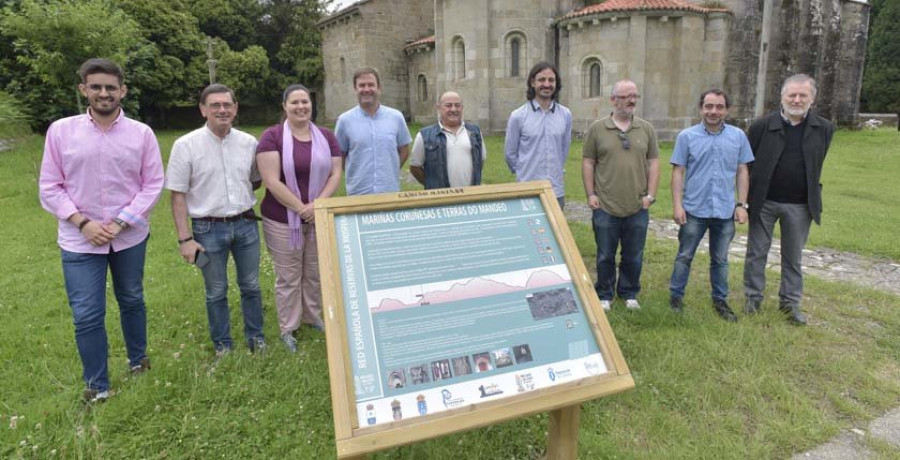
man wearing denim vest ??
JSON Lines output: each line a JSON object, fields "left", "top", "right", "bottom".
{"left": 410, "top": 91, "right": 486, "bottom": 189}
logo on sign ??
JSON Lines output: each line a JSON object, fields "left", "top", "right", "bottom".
{"left": 548, "top": 367, "right": 556, "bottom": 381}
{"left": 478, "top": 383, "right": 504, "bottom": 398}
{"left": 441, "top": 389, "right": 465, "bottom": 408}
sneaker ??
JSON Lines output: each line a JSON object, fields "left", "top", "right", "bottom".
{"left": 214, "top": 347, "right": 231, "bottom": 359}
{"left": 713, "top": 299, "right": 738, "bottom": 322}
{"left": 307, "top": 321, "right": 325, "bottom": 332}
{"left": 669, "top": 296, "right": 684, "bottom": 313}
{"left": 599, "top": 300, "right": 611, "bottom": 311}
{"left": 130, "top": 357, "right": 151, "bottom": 375}
{"left": 744, "top": 298, "right": 761, "bottom": 315}
{"left": 249, "top": 337, "right": 267, "bottom": 353}
{"left": 83, "top": 388, "right": 110, "bottom": 404}
{"left": 281, "top": 333, "right": 298, "bottom": 353}
{"left": 625, "top": 299, "right": 641, "bottom": 310}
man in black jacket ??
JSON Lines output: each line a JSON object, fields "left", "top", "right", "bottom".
{"left": 743, "top": 74, "right": 834, "bottom": 325}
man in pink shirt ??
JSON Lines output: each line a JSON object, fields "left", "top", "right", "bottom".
{"left": 39, "top": 58, "right": 164, "bottom": 403}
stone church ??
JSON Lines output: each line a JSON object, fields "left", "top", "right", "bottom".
{"left": 317, "top": 0, "right": 870, "bottom": 139}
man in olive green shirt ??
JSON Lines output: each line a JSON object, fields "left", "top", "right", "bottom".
{"left": 581, "top": 79, "right": 660, "bottom": 310}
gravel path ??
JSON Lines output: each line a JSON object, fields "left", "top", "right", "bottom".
{"left": 401, "top": 173, "right": 900, "bottom": 457}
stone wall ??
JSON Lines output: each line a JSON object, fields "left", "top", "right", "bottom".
{"left": 559, "top": 13, "right": 729, "bottom": 139}
{"left": 319, "top": 0, "right": 433, "bottom": 122}
{"left": 718, "top": 0, "right": 870, "bottom": 126}
{"left": 407, "top": 47, "right": 436, "bottom": 124}
{"left": 319, "top": 0, "right": 870, "bottom": 133}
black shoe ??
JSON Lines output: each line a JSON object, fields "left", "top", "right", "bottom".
{"left": 780, "top": 303, "right": 807, "bottom": 326}
{"left": 669, "top": 296, "right": 684, "bottom": 313}
{"left": 744, "top": 299, "right": 761, "bottom": 315}
{"left": 712, "top": 299, "right": 738, "bottom": 322}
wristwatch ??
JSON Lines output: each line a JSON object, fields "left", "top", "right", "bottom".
{"left": 735, "top": 202, "right": 749, "bottom": 210}
{"left": 645, "top": 194, "right": 656, "bottom": 204}
{"left": 114, "top": 217, "right": 129, "bottom": 229}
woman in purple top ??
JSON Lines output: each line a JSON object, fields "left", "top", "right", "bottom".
{"left": 256, "top": 84, "right": 343, "bottom": 352}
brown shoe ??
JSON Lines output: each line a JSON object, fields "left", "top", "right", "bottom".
{"left": 130, "top": 357, "right": 151, "bottom": 375}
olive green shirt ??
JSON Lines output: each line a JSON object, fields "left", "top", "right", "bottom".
{"left": 582, "top": 116, "right": 659, "bottom": 217}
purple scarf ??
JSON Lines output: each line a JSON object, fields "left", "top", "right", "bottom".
{"left": 282, "top": 120, "right": 330, "bottom": 249}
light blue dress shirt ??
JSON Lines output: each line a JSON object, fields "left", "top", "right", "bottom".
{"left": 670, "top": 123, "right": 754, "bottom": 219}
{"left": 335, "top": 105, "right": 412, "bottom": 196}
{"left": 504, "top": 100, "right": 572, "bottom": 198}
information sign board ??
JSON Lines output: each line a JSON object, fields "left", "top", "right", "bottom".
{"left": 315, "top": 182, "right": 633, "bottom": 459}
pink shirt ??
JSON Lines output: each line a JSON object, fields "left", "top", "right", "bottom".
{"left": 39, "top": 110, "right": 164, "bottom": 254}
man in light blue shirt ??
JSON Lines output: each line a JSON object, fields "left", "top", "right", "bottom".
{"left": 669, "top": 89, "right": 753, "bottom": 321}
{"left": 504, "top": 61, "right": 572, "bottom": 209}
{"left": 336, "top": 67, "right": 412, "bottom": 195}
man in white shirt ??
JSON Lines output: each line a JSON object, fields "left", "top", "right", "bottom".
{"left": 409, "top": 91, "right": 486, "bottom": 189}
{"left": 165, "top": 84, "right": 266, "bottom": 355}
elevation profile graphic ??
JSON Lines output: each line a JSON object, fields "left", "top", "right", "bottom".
{"left": 369, "top": 265, "right": 572, "bottom": 312}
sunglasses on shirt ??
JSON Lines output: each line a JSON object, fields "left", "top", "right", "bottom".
{"left": 617, "top": 131, "right": 631, "bottom": 150}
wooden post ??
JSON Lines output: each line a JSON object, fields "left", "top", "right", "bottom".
{"left": 546, "top": 405, "right": 581, "bottom": 460}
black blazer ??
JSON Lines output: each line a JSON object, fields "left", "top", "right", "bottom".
{"left": 746, "top": 110, "right": 834, "bottom": 225}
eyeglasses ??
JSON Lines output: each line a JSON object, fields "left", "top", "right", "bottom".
{"left": 617, "top": 131, "right": 631, "bottom": 150}
{"left": 207, "top": 102, "right": 235, "bottom": 111}
{"left": 614, "top": 94, "right": 641, "bottom": 100}
{"left": 441, "top": 103, "right": 463, "bottom": 109}
{"left": 87, "top": 84, "right": 121, "bottom": 94}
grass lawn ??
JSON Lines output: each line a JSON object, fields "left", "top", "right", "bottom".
{"left": 1, "top": 126, "right": 899, "bottom": 458}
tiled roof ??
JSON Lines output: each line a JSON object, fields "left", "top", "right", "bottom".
{"left": 560, "top": 0, "right": 728, "bottom": 20}
{"left": 404, "top": 35, "right": 436, "bottom": 49}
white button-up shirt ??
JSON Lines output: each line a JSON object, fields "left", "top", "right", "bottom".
{"left": 165, "top": 125, "right": 260, "bottom": 218}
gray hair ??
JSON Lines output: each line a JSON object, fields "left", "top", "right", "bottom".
{"left": 611, "top": 80, "right": 637, "bottom": 97}
{"left": 781, "top": 74, "right": 817, "bottom": 100}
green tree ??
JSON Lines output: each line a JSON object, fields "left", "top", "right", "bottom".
{"left": 0, "top": 0, "right": 148, "bottom": 128}
{"left": 117, "top": 0, "right": 207, "bottom": 121}
{"left": 261, "top": 0, "right": 332, "bottom": 88}
{"left": 216, "top": 44, "right": 272, "bottom": 103}
{"left": 861, "top": 0, "right": 900, "bottom": 122}
{"left": 190, "top": 0, "right": 262, "bottom": 52}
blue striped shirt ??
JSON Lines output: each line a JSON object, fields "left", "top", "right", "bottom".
{"left": 504, "top": 100, "right": 572, "bottom": 198}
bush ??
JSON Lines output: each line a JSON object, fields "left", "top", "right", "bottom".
{"left": 0, "top": 91, "right": 30, "bottom": 140}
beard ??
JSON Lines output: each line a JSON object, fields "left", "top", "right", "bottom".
{"left": 90, "top": 99, "right": 119, "bottom": 117}
{"left": 782, "top": 103, "right": 809, "bottom": 118}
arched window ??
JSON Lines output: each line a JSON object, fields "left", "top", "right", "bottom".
{"left": 452, "top": 37, "right": 466, "bottom": 80}
{"left": 582, "top": 58, "right": 603, "bottom": 98}
{"left": 510, "top": 38, "right": 521, "bottom": 77}
{"left": 417, "top": 74, "right": 428, "bottom": 102}
{"left": 340, "top": 57, "right": 346, "bottom": 84}
{"left": 504, "top": 31, "right": 527, "bottom": 78}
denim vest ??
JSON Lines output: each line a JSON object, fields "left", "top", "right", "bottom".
{"left": 420, "top": 122, "right": 483, "bottom": 190}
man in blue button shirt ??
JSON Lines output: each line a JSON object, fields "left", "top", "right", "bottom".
{"left": 335, "top": 67, "right": 412, "bottom": 195}
{"left": 669, "top": 89, "right": 753, "bottom": 321}
{"left": 504, "top": 61, "right": 572, "bottom": 209}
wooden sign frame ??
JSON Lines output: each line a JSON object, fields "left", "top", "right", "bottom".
{"left": 315, "top": 181, "right": 634, "bottom": 459}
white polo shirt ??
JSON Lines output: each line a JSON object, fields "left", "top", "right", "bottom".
{"left": 165, "top": 125, "right": 260, "bottom": 218}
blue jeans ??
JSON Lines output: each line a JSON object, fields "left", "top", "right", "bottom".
{"left": 669, "top": 213, "right": 735, "bottom": 301}
{"left": 62, "top": 237, "right": 149, "bottom": 392}
{"left": 192, "top": 218, "right": 264, "bottom": 351}
{"left": 592, "top": 208, "right": 649, "bottom": 300}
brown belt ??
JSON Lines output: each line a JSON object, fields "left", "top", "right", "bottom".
{"left": 193, "top": 209, "right": 261, "bottom": 223}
